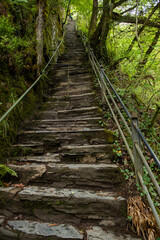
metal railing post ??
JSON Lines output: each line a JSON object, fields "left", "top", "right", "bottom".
{"left": 131, "top": 113, "right": 143, "bottom": 184}
{"left": 100, "top": 66, "right": 105, "bottom": 103}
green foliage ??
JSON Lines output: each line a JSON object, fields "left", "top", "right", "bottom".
{"left": 0, "top": 164, "right": 17, "bottom": 186}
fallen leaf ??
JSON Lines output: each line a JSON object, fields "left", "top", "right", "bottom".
{"left": 48, "top": 223, "right": 58, "bottom": 227}
{"left": 13, "top": 183, "right": 25, "bottom": 187}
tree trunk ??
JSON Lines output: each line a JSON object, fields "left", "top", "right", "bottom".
{"left": 88, "top": 0, "right": 98, "bottom": 39}
{"left": 90, "top": 0, "right": 110, "bottom": 62}
{"left": 136, "top": 29, "right": 160, "bottom": 74}
{"left": 36, "top": 0, "right": 44, "bottom": 75}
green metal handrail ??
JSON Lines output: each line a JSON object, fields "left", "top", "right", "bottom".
{"left": 80, "top": 33, "right": 160, "bottom": 229}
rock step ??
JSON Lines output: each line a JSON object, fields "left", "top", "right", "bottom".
{"left": 0, "top": 186, "right": 126, "bottom": 221}
{"left": 18, "top": 129, "right": 114, "bottom": 147}
{"left": 49, "top": 87, "right": 92, "bottom": 97}
{"left": 34, "top": 106, "right": 101, "bottom": 119}
{"left": 27, "top": 117, "right": 102, "bottom": 128}
{"left": 50, "top": 83, "right": 92, "bottom": 92}
{"left": 8, "top": 163, "right": 122, "bottom": 189}
{"left": 0, "top": 219, "right": 83, "bottom": 240}
{"left": 0, "top": 218, "right": 141, "bottom": 240}
{"left": 38, "top": 100, "right": 98, "bottom": 113}
{"left": 51, "top": 92, "right": 96, "bottom": 100}
{"left": 11, "top": 142, "right": 114, "bottom": 162}
{"left": 11, "top": 142, "right": 44, "bottom": 156}
{"left": 12, "top": 154, "right": 60, "bottom": 164}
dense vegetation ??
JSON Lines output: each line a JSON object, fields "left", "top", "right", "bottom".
{"left": 0, "top": 0, "right": 159, "bottom": 238}
{"left": 72, "top": 0, "right": 160, "bottom": 158}
{"left": 0, "top": 0, "right": 64, "bottom": 159}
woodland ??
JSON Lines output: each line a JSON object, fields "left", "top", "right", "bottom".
{"left": 0, "top": 0, "right": 160, "bottom": 156}
{"left": 0, "top": 0, "right": 160, "bottom": 238}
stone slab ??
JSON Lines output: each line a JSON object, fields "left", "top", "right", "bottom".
{"left": 86, "top": 227, "right": 141, "bottom": 240}
{"left": 9, "top": 164, "right": 46, "bottom": 184}
{"left": 7, "top": 220, "right": 83, "bottom": 239}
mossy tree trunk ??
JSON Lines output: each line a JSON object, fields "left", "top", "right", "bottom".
{"left": 36, "top": 0, "right": 44, "bottom": 75}
{"left": 90, "top": 0, "right": 110, "bottom": 63}
{"left": 88, "top": 0, "right": 98, "bottom": 40}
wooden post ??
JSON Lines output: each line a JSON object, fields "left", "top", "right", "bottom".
{"left": 131, "top": 113, "right": 143, "bottom": 184}
{"left": 100, "top": 66, "right": 105, "bottom": 103}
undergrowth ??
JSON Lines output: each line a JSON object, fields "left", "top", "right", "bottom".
{"left": 0, "top": 164, "right": 17, "bottom": 186}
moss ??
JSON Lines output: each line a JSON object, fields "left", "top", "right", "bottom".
{"left": 104, "top": 129, "right": 115, "bottom": 144}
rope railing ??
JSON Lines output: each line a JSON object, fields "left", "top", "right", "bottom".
{"left": 80, "top": 33, "right": 160, "bottom": 229}
{"left": 0, "top": 31, "right": 65, "bottom": 124}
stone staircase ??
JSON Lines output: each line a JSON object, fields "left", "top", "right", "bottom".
{"left": 0, "top": 21, "right": 141, "bottom": 239}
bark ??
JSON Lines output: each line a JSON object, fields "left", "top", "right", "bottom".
{"left": 36, "top": 1, "right": 44, "bottom": 75}
{"left": 63, "top": 0, "right": 71, "bottom": 26}
{"left": 148, "top": 104, "right": 160, "bottom": 128}
{"left": 88, "top": 0, "right": 98, "bottom": 39}
{"left": 90, "top": 0, "right": 110, "bottom": 62}
{"left": 136, "top": 29, "right": 160, "bottom": 74}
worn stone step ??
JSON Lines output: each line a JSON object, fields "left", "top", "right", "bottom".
{"left": 86, "top": 226, "right": 141, "bottom": 240}
{"left": 49, "top": 86, "right": 92, "bottom": 97}
{"left": 11, "top": 142, "right": 44, "bottom": 156}
{"left": 60, "top": 144, "right": 114, "bottom": 163}
{"left": 34, "top": 106, "right": 101, "bottom": 119}
{"left": 9, "top": 163, "right": 122, "bottom": 188}
{"left": 27, "top": 117, "right": 102, "bottom": 129}
{"left": 12, "top": 154, "right": 60, "bottom": 164}
{"left": 0, "top": 219, "right": 83, "bottom": 240}
{"left": 38, "top": 98, "right": 97, "bottom": 112}
{"left": 51, "top": 92, "right": 96, "bottom": 101}
{"left": 0, "top": 186, "right": 126, "bottom": 221}
{"left": 57, "top": 107, "right": 101, "bottom": 118}
{"left": 18, "top": 129, "right": 114, "bottom": 146}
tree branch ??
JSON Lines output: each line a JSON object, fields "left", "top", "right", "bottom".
{"left": 113, "top": 0, "right": 128, "bottom": 9}
{"left": 126, "top": 1, "right": 160, "bottom": 53}
{"left": 120, "top": 4, "right": 137, "bottom": 15}
{"left": 112, "top": 12, "right": 160, "bottom": 28}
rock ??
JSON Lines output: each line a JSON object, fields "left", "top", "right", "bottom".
{"left": 81, "top": 155, "right": 96, "bottom": 163}
{"left": 7, "top": 220, "right": 83, "bottom": 239}
{"left": 86, "top": 227, "right": 141, "bottom": 240}
{"left": 9, "top": 164, "right": 46, "bottom": 184}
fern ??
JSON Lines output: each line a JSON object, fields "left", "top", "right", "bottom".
{"left": 0, "top": 164, "right": 17, "bottom": 186}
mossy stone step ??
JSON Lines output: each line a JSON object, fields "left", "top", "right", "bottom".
{"left": 0, "top": 220, "right": 83, "bottom": 240}
{"left": 8, "top": 163, "right": 122, "bottom": 188}
{"left": 0, "top": 186, "right": 126, "bottom": 221}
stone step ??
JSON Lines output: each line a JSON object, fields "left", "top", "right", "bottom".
{"left": 8, "top": 163, "right": 122, "bottom": 188}
{"left": 60, "top": 144, "right": 114, "bottom": 163}
{"left": 18, "top": 129, "right": 114, "bottom": 146}
{"left": 11, "top": 154, "right": 60, "bottom": 164}
{"left": 49, "top": 87, "right": 92, "bottom": 97}
{"left": 11, "top": 142, "right": 44, "bottom": 156}
{"left": 57, "top": 107, "right": 101, "bottom": 118}
{"left": 86, "top": 227, "right": 141, "bottom": 240}
{"left": 27, "top": 117, "right": 102, "bottom": 129}
{"left": 38, "top": 97, "right": 97, "bottom": 111}
{"left": 0, "top": 186, "right": 126, "bottom": 221}
{"left": 0, "top": 219, "right": 83, "bottom": 240}
{"left": 34, "top": 106, "right": 101, "bottom": 119}
{"left": 51, "top": 92, "right": 96, "bottom": 100}
{"left": 0, "top": 218, "right": 140, "bottom": 240}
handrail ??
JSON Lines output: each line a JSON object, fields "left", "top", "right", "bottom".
{"left": 0, "top": 32, "right": 65, "bottom": 124}
{"left": 86, "top": 40, "right": 160, "bottom": 169}
{"left": 80, "top": 33, "right": 160, "bottom": 229}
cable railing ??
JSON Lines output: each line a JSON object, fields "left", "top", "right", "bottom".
{"left": 81, "top": 33, "right": 160, "bottom": 229}
{"left": 0, "top": 31, "right": 65, "bottom": 124}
